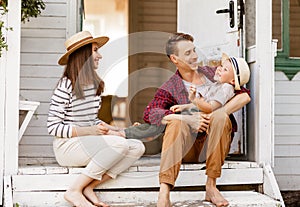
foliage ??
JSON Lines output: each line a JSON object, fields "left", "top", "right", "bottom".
{"left": 0, "top": 2, "right": 8, "bottom": 57}
{"left": 0, "top": 0, "right": 45, "bottom": 57}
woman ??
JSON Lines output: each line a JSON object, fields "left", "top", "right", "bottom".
{"left": 47, "top": 31, "right": 145, "bottom": 207}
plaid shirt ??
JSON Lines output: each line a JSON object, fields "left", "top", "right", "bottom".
{"left": 143, "top": 66, "right": 250, "bottom": 134}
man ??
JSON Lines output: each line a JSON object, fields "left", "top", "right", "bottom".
{"left": 143, "top": 33, "right": 251, "bottom": 207}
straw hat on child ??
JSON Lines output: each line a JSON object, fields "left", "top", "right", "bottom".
{"left": 222, "top": 53, "right": 250, "bottom": 90}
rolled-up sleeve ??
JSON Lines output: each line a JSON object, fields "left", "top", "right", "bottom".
{"left": 143, "top": 88, "right": 175, "bottom": 125}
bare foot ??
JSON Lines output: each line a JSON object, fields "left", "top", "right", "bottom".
{"left": 83, "top": 187, "right": 109, "bottom": 207}
{"left": 205, "top": 186, "right": 229, "bottom": 207}
{"left": 157, "top": 183, "right": 171, "bottom": 207}
{"left": 64, "top": 189, "right": 97, "bottom": 207}
{"left": 157, "top": 194, "right": 171, "bottom": 207}
{"left": 132, "top": 122, "right": 141, "bottom": 126}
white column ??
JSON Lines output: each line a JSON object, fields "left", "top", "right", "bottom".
{"left": 0, "top": 7, "right": 8, "bottom": 205}
{"left": 255, "top": 0, "right": 273, "bottom": 164}
{"left": 4, "top": 0, "right": 22, "bottom": 175}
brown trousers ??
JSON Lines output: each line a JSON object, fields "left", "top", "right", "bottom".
{"left": 159, "top": 109, "right": 232, "bottom": 188}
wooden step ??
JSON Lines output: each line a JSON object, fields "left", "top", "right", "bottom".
{"left": 13, "top": 191, "right": 282, "bottom": 207}
{"left": 15, "top": 161, "right": 263, "bottom": 190}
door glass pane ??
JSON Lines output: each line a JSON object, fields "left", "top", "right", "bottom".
{"left": 290, "top": 0, "right": 300, "bottom": 57}
{"left": 83, "top": 0, "right": 129, "bottom": 97}
{"left": 272, "top": 0, "right": 282, "bottom": 50}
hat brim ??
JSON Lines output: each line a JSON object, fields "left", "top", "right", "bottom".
{"left": 58, "top": 36, "right": 109, "bottom": 65}
{"left": 221, "top": 53, "right": 240, "bottom": 90}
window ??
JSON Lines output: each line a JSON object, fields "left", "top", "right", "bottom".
{"left": 273, "top": 0, "right": 300, "bottom": 79}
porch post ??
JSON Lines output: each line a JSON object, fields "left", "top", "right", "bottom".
{"left": 0, "top": 8, "right": 8, "bottom": 205}
{"left": 4, "top": 0, "right": 22, "bottom": 175}
{"left": 255, "top": 0, "right": 274, "bottom": 165}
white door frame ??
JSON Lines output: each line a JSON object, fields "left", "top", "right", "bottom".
{"left": 177, "top": 0, "right": 274, "bottom": 165}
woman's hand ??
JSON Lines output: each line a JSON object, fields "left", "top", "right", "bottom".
{"left": 73, "top": 125, "right": 109, "bottom": 137}
{"left": 92, "top": 124, "right": 109, "bottom": 135}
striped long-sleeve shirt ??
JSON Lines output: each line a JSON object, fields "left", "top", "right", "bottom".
{"left": 47, "top": 77, "right": 101, "bottom": 138}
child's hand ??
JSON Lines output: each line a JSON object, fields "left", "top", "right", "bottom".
{"left": 170, "top": 105, "right": 184, "bottom": 113}
{"left": 188, "top": 85, "right": 196, "bottom": 102}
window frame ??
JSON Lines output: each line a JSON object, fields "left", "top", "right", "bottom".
{"left": 275, "top": 0, "right": 300, "bottom": 80}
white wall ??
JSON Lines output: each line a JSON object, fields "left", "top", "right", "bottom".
{"left": 273, "top": 71, "right": 300, "bottom": 190}
{"left": 19, "top": 0, "right": 69, "bottom": 159}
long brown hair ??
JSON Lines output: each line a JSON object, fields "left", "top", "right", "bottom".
{"left": 61, "top": 43, "right": 105, "bottom": 99}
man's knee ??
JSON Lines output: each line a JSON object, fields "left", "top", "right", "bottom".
{"left": 211, "top": 108, "right": 229, "bottom": 123}
{"left": 166, "top": 118, "right": 190, "bottom": 131}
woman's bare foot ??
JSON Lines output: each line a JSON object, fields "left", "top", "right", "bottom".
{"left": 205, "top": 186, "right": 229, "bottom": 207}
{"left": 64, "top": 189, "right": 96, "bottom": 207}
{"left": 83, "top": 186, "right": 109, "bottom": 207}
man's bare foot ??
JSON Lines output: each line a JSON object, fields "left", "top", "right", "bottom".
{"left": 83, "top": 187, "right": 109, "bottom": 207}
{"left": 64, "top": 189, "right": 97, "bottom": 207}
{"left": 157, "top": 183, "right": 171, "bottom": 207}
{"left": 205, "top": 186, "right": 229, "bottom": 207}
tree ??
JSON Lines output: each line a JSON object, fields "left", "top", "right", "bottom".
{"left": 0, "top": 0, "right": 45, "bottom": 57}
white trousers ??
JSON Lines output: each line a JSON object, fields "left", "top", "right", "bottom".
{"left": 53, "top": 135, "right": 145, "bottom": 180}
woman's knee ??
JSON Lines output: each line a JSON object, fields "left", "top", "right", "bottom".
{"left": 107, "top": 136, "right": 130, "bottom": 154}
{"left": 128, "top": 139, "right": 146, "bottom": 157}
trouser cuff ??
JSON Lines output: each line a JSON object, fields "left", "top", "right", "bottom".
{"left": 159, "top": 174, "right": 175, "bottom": 189}
{"left": 206, "top": 169, "right": 221, "bottom": 179}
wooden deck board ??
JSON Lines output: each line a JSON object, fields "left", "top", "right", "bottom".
{"left": 13, "top": 191, "right": 281, "bottom": 207}
{"left": 14, "top": 167, "right": 263, "bottom": 191}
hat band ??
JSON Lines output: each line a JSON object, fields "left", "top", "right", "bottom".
{"left": 67, "top": 36, "right": 93, "bottom": 51}
{"left": 230, "top": 57, "right": 240, "bottom": 85}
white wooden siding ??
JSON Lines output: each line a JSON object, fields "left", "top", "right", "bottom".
{"left": 274, "top": 71, "right": 300, "bottom": 190}
{"left": 19, "top": 0, "right": 67, "bottom": 159}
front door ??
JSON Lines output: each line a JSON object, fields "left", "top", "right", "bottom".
{"left": 178, "top": 0, "right": 246, "bottom": 155}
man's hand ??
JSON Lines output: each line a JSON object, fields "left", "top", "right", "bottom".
{"left": 197, "top": 113, "right": 210, "bottom": 132}
{"left": 161, "top": 112, "right": 210, "bottom": 133}
{"left": 185, "top": 112, "right": 210, "bottom": 133}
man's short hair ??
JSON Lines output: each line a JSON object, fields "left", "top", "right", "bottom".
{"left": 165, "top": 33, "right": 194, "bottom": 58}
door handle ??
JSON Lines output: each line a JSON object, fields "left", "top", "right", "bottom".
{"left": 216, "top": 0, "right": 235, "bottom": 28}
